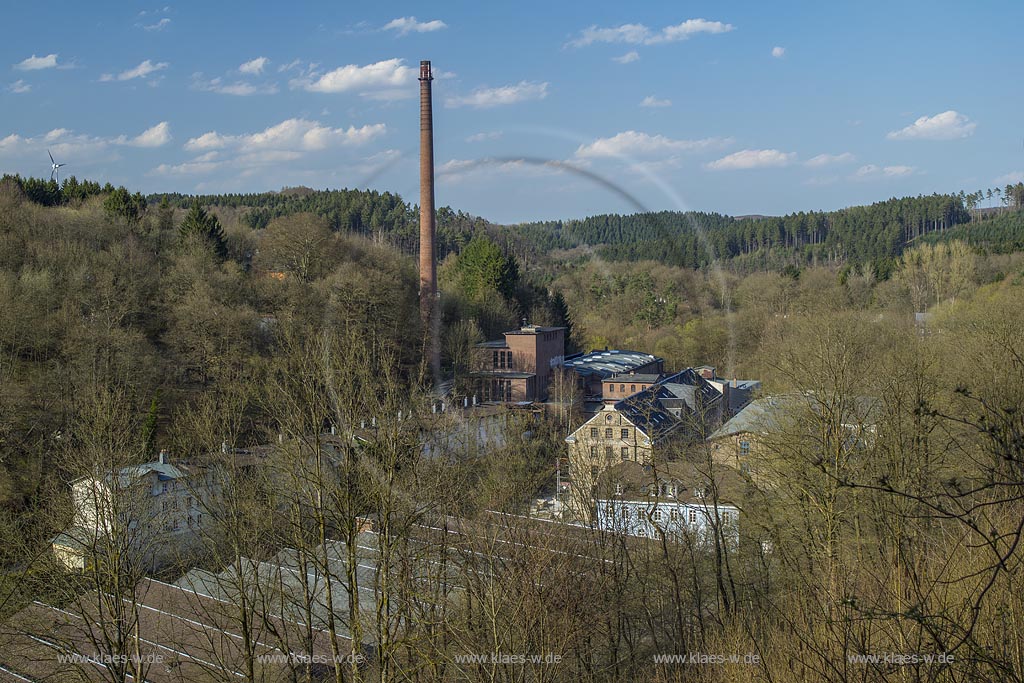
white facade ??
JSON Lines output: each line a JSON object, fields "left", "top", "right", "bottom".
{"left": 54, "top": 454, "right": 210, "bottom": 570}
{"left": 595, "top": 495, "right": 739, "bottom": 544}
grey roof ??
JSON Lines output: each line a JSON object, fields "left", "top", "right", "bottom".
{"left": 604, "top": 373, "right": 663, "bottom": 384}
{"left": 709, "top": 397, "right": 783, "bottom": 439}
{"left": 563, "top": 350, "right": 662, "bottom": 379}
{"left": 596, "top": 460, "right": 746, "bottom": 505}
{"left": 506, "top": 325, "right": 566, "bottom": 335}
{"left": 709, "top": 393, "right": 879, "bottom": 440}
{"left": 72, "top": 459, "right": 190, "bottom": 488}
{"left": 613, "top": 393, "right": 678, "bottom": 442}
{"left": 476, "top": 339, "right": 509, "bottom": 349}
{"left": 655, "top": 369, "right": 722, "bottom": 411}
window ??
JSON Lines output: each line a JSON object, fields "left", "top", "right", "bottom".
{"left": 621, "top": 446, "right": 629, "bottom": 460}
{"left": 493, "top": 351, "right": 499, "bottom": 368}
{"left": 605, "top": 428, "right": 613, "bottom": 438}
{"left": 636, "top": 508, "right": 644, "bottom": 520}
{"left": 589, "top": 446, "right": 598, "bottom": 459}
{"left": 641, "top": 385, "right": 647, "bottom": 390}
{"left": 739, "top": 440, "right": 751, "bottom": 456}
{"left": 606, "top": 414, "right": 613, "bottom": 423}
{"left": 688, "top": 508, "right": 697, "bottom": 524}
{"left": 630, "top": 384, "right": 636, "bottom": 393}
{"left": 161, "top": 482, "right": 169, "bottom": 494}
{"left": 605, "top": 446, "right": 614, "bottom": 460}
{"left": 590, "top": 466, "right": 599, "bottom": 481}
{"left": 621, "top": 428, "right": 629, "bottom": 439}
{"left": 669, "top": 508, "right": 679, "bottom": 521}
{"left": 590, "top": 427, "right": 599, "bottom": 438}
{"left": 614, "top": 483, "right": 623, "bottom": 495}
{"left": 619, "top": 384, "right": 625, "bottom": 393}
{"left": 620, "top": 506, "right": 628, "bottom": 518}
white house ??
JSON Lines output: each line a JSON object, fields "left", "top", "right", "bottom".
{"left": 53, "top": 451, "right": 210, "bottom": 570}
{"left": 593, "top": 461, "right": 742, "bottom": 544}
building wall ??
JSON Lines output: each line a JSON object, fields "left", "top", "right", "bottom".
{"left": 566, "top": 409, "right": 653, "bottom": 519}
{"left": 59, "top": 469, "right": 210, "bottom": 570}
{"left": 595, "top": 497, "right": 739, "bottom": 544}
{"left": 601, "top": 378, "right": 659, "bottom": 403}
{"left": 507, "top": 328, "right": 565, "bottom": 400}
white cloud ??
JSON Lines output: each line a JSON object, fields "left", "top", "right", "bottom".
{"left": 771, "top": 46, "right": 785, "bottom": 58}
{"left": 854, "top": 164, "right": 916, "bottom": 178}
{"left": 652, "top": 19, "right": 735, "bottom": 44}
{"left": 445, "top": 81, "right": 548, "bottom": 108}
{"left": 14, "top": 54, "right": 59, "bottom": 71}
{"left": 466, "top": 131, "right": 503, "bottom": 143}
{"left": 167, "top": 119, "right": 387, "bottom": 178}
{"left": 886, "top": 110, "right": 975, "bottom": 140}
{"left": 295, "top": 58, "right": 415, "bottom": 98}
{"left": 613, "top": 51, "right": 640, "bottom": 64}
{"left": 184, "top": 131, "right": 232, "bottom": 152}
{"left": 568, "top": 18, "right": 734, "bottom": 47}
{"left": 995, "top": 171, "right": 1024, "bottom": 185}
{"left": 193, "top": 75, "right": 278, "bottom": 96}
{"left": 705, "top": 149, "right": 796, "bottom": 170}
{"left": 8, "top": 80, "right": 31, "bottom": 94}
{"left": 185, "top": 118, "right": 386, "bottom": 154}
{"left": 128, "top": 121, "right": 171, "bottom": 147}
{"left": 640, "top": 95, "right": 671, "bottom": 108}
{"left": 804, "top": 152, "right": 855, "bottom": 167}
{"left": 239, "top": 57, "right": 269, "bottom": 75}
{"left": 143, "top": 18, "right": 171, "bottom": 31}
{"left": 150, "top": 152, "right": 222, "bottom": 177}
{"left": 383, "top": 16, "right": 447, "bottom": 35}
{"left": 0, "top": 123, "right": 171, "bottom": 160}
{"left": 101, "top": 59, "right": 169, "bottom": 82}
{"left": 575, "top": 130, "right": 730, "bottom": 159}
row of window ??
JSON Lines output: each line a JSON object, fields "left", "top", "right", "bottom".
{"left": 492, "top": 350, "right": 513, "bottom": 370}
{"left": 590, "top": 445, "right": 632, "bottom": 461}
{"left": 608, "top": 383, "right": 648, "bottom": 394}
{"left": 591, "top": 427, "right": 632, "bottom": 439}
{"left": 482, "top": 379, "right": 513, "bottom": 402}
{"left": 606, "top": 504, "right": 738, "bottom": 526}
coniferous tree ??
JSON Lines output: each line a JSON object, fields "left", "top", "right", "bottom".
{"left": 178, "top": 201, "right": 228, "bottom": 260}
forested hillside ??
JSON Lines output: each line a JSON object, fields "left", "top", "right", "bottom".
{"left": 151, "top": 181, "right": 1024, "bottom": 278}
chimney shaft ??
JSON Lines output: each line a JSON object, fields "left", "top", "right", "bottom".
{"left": 419, "top": 60, "right": 441, "bottom": 385}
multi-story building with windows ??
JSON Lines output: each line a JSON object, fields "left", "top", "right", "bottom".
{"left": 471, "top": 322, "right": 566, "bottom": 402}
{"left": 594, "top": 461, "right": 742, "bottom": 544}
{"left": 52, "top": 451, "right": 212, "bottom": 571}
{"left": 564, "top": 369, "right": 728, "bottom": 520}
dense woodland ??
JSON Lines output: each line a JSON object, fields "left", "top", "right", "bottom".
{"left": 2, "top": 174, "right": 1024, "bottom": 680}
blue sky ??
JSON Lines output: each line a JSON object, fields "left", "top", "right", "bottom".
{"left": 3, "top": 1, "right": 1023, "bottom": 223}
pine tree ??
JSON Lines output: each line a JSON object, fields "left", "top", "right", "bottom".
{"left": 179, "top": 201, "right": 228, "bottom": 260}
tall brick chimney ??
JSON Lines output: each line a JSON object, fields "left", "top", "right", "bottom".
{"left": 419, "top": 60, "right": 441, "bottom": 385}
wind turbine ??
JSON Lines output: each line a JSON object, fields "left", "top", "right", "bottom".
{"left": 48, "top": 150, "right": 66, "bottom": 183}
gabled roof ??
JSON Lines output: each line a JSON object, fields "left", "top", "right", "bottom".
{"left": 709, "top": 392, "right": 881, "bottom": 440}
{"left": 73, "top": 460, "right": 190, "bottom": 488}
{"left": 612, "top": 392, "right": 679, "bottom": 442}
{"left": 655, "top": 369, "right": 722, "bottom": 411}
{"left": 595, "top": 460, "right": 746, "bottom": 505}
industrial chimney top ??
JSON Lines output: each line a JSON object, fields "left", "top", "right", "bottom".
{"left": 419, "top": 60, "right": 432, "bottom": 81}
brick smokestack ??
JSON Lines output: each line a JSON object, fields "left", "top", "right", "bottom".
{"left": 419, "top": 60, "right": 441, "bottom": 385}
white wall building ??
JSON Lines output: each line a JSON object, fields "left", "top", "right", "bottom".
{"left": 53, "top": 451, "right": 210, "bottom": 570}
{"left": 593, "top": 461, "right": 741, "bottom": 544}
